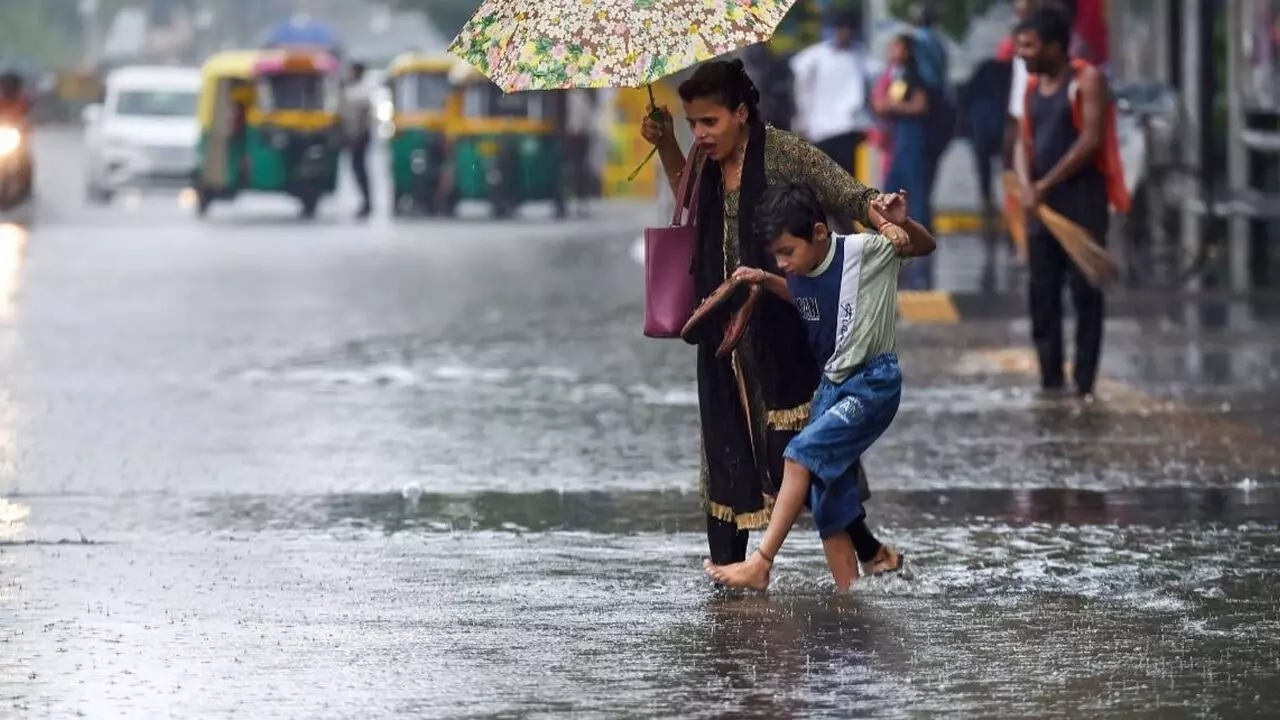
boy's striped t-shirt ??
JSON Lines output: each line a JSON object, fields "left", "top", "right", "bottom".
{"left": 785, "top": 233, "right": 905, "bottom": 383}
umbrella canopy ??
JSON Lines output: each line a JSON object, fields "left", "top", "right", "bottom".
{"left": 265, "top": 17, "right": 341, "bottom": 50}
{"left": 448, "top": 0, "right": 798, "bottom": 92}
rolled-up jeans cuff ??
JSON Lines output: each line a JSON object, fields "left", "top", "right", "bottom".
{"left": 782, "top": 446, "right": 824, "bottom": 479}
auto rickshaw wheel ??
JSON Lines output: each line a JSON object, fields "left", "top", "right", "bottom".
{"left": 553, "top": 190, "right": 568, "bottom": 220}
{"left": 299, "top": 195, "right": 319, "bottom": 219}
{"left": 439, "top": 189, "right": 459, "bottom": 218}
{"left": 85, "top": 182, "right": 114, "bottom": 206}
{"left": 491, "top": 196, "right": 518, "bottom": 220}
{"left": 195, "top": 188, "right": 212, "bottom": 218}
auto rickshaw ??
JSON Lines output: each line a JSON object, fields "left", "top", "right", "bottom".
{"left": 384, "top": 53, "right": 462, "bottom": 216}
{"left": 192, "top": 49, "right": 343, "bottom": 219}
{"left": 447, "top": 63, "right": 566, "bottom": 220}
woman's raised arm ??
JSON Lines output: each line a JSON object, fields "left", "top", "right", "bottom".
{"left": 770, "top": 129, "right": 884, "bottom": 230}
{"left": 641, "top": 104, "right": 689, "bottom": 200}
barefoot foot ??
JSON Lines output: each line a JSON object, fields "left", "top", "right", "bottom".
{"left": 864, "top": 544, "right": 904, "bottom": 576}
{"left": 703, "top": 552, "right": 772, "bottom": 590}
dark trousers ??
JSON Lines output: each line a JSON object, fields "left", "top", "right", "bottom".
{"left": 565, "top": 133, "right": 593, "bottom": 199}
{"left": 350, "top": 133, "right": 371, "bottom": 209}
{"left": 1028, "top": 227, "right": 1105, "bottom": 394}
{"left": 706, "top": 507, "right": 882, "bottom": 565}
{"left": 815, "top": 131, "right": 866, "bottom": 176}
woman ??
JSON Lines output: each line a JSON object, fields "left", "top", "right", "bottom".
{"left": 640, "top": 59, "right": 901, "bottom": 577}
{"left": 875, "top": 35, "right": 934, "bottom": 290}
{"left": 868, "top": 65, "right": 897, "bottom": 174}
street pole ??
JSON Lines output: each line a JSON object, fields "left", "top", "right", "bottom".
{"left": 1225, "top": 0, "right": 1250, "bottom": 295}
{"left": 1179, "top": 0, "right": 1201, "bottom": 295}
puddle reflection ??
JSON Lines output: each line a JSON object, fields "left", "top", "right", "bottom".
{"left": 187, "top": 485, "right": 1279, "bottom": 537}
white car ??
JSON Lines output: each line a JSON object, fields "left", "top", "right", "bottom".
{"left": 82, "top": 65, "right": 202, "bottom": 204}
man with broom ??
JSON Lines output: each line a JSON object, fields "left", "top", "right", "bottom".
{"left": 1013, "top": 7, "right": 1128, "bottom": 399}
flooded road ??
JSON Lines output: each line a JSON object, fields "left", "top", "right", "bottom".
{"left": 1, "top": 130, "right": 1278, "bottom": 718}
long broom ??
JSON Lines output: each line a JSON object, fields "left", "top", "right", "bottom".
{"left": 1001, "top": 170, "right": 1029, "bottom": 259}
{"left": 1002, "top": 170, "right": 1119, "bottom": 289}
{"left": 1037, "top": 206, "right": 1119, "bottom": 288}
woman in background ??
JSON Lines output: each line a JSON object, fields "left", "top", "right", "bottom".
{"left": 875, "top": 35, "right": 934, "bottom": 290}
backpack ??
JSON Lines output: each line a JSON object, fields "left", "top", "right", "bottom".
{"left": 1021, "top": 58, "right": 1130, "bottom": 214}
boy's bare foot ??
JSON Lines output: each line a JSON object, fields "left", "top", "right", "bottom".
{"left": 864, "top": 544, "right": 905, "bottom": 576}
{"left": 703, "top": 550, "right": 773, "bottom": 590}
{"left": 822, "top": 533, "right": 860, "bottom": 591}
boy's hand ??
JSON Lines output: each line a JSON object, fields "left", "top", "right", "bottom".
{"left": 731, "top": 266, "right": 769, "bottom": 286}
{"left": 880, "top": 222, "right": 911, "bottom": 252}
{"left": 872, "top": 190, "right": 910, "bottom": 226}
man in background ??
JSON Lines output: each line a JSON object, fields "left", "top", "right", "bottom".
{"left": 1005, "top": 0, "right": 1088, "bottom": 165}
{"left": 1014, "top": 8, "right": 1114, "bottom": 399}
{"left": 342, "top": 62, "right": 373, "bottom": 220}
{"left": 790, "top": 12, "right": 875, "bottom": 176}
{"left": 564, "top": 89, "right": 597, "bottom": 217}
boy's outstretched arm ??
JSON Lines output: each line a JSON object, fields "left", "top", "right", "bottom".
{"left": 894, "top": 218, "right": 936, "bottom": 258}
{"left": 733, "top": 266, "right": 793, "bottom": 303}
{"left": 870, "top": 191, "right": 936, "bottom": 257}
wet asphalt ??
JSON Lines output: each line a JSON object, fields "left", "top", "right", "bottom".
{"left": 1, "top": 129, "right": 1278, "bottom": 718}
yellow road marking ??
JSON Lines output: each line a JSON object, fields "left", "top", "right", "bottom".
{"left": 897, "top": 290, "right": 960, "bottom": 325}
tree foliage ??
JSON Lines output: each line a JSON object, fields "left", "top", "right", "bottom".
{"left": 885, "top": 0, "right": 1005, "bottom": 41}
{"left": 386, "top": 0, "right": 482, "bottom": 38}
{"left": 0, "top": 0, "right": 74, "bottom": 66}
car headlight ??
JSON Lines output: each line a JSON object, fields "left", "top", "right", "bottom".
{"left": 0, "top": 127, "right": 21, "bottom": 157}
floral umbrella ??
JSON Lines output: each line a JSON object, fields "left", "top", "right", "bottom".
{"left": 447, "top": 0, "right": 799, "bottom": 93}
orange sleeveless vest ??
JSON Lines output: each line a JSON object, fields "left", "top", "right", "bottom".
{"left": 1021, "top": 58, "right": 1130, "bottom": 214}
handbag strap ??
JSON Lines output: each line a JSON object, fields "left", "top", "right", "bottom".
{"left": 670, "top": 147, "right": 707, "bottom": 226}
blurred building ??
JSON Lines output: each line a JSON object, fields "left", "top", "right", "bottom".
{"left": 1110, "top": 0, "right": 1279, "bottom": 290}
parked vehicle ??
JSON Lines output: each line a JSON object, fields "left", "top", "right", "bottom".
{"left": 82, "top": 65, "right": 202, "bottom": 204}
{"left": 191, "top": 49, "right": 343, "bottom": 219}
{"left": 384, "top": 53, "right": 461, "bottom": 216}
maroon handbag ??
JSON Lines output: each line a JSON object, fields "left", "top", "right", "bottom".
{"left": 643, "top": 148, "right": 706, "bottom": 338}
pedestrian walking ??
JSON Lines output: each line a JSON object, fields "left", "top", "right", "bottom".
{"left": 703, "top": 183, "right": 932, "bottom": 590}
{"left": 789, "top": 12, "right": 875, "bottom": 176}
{"left": 1014, "top": 8, "right": 1127, "bottom": 397}
{"left": 564, "top": 89, "right": 596, "bottom": 217}
{"left": 342, "top": 62, "right": 373, "bottom": 220}
{"left": 873, "top": 35, "right": 934, "bottom": 290}
{"left": 639, "top": 59, "right": 902, "bottom": 577}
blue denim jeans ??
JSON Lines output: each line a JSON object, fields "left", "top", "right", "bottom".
{"left": 783, "top": 353, "right": 902, "bottom": 538}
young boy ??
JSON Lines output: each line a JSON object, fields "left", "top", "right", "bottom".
{"left": 703, "top": 183, "right": 936, "bottom": 591}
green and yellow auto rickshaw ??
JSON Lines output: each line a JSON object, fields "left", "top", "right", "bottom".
{"left": 384, "top": 53, "right": 462, "bottom": 216}
{"left": 192, "top": 49, "right": 343, "bottom": 219}
{"left": 447, "top": 64, "right": 566, "bottom": 220}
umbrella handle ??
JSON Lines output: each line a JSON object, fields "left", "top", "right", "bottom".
{"left": 629, "top": 84, "right": 664, "bottom": 182}
{"left": 628, "top": 146, "right": 658, "bottom": 182}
